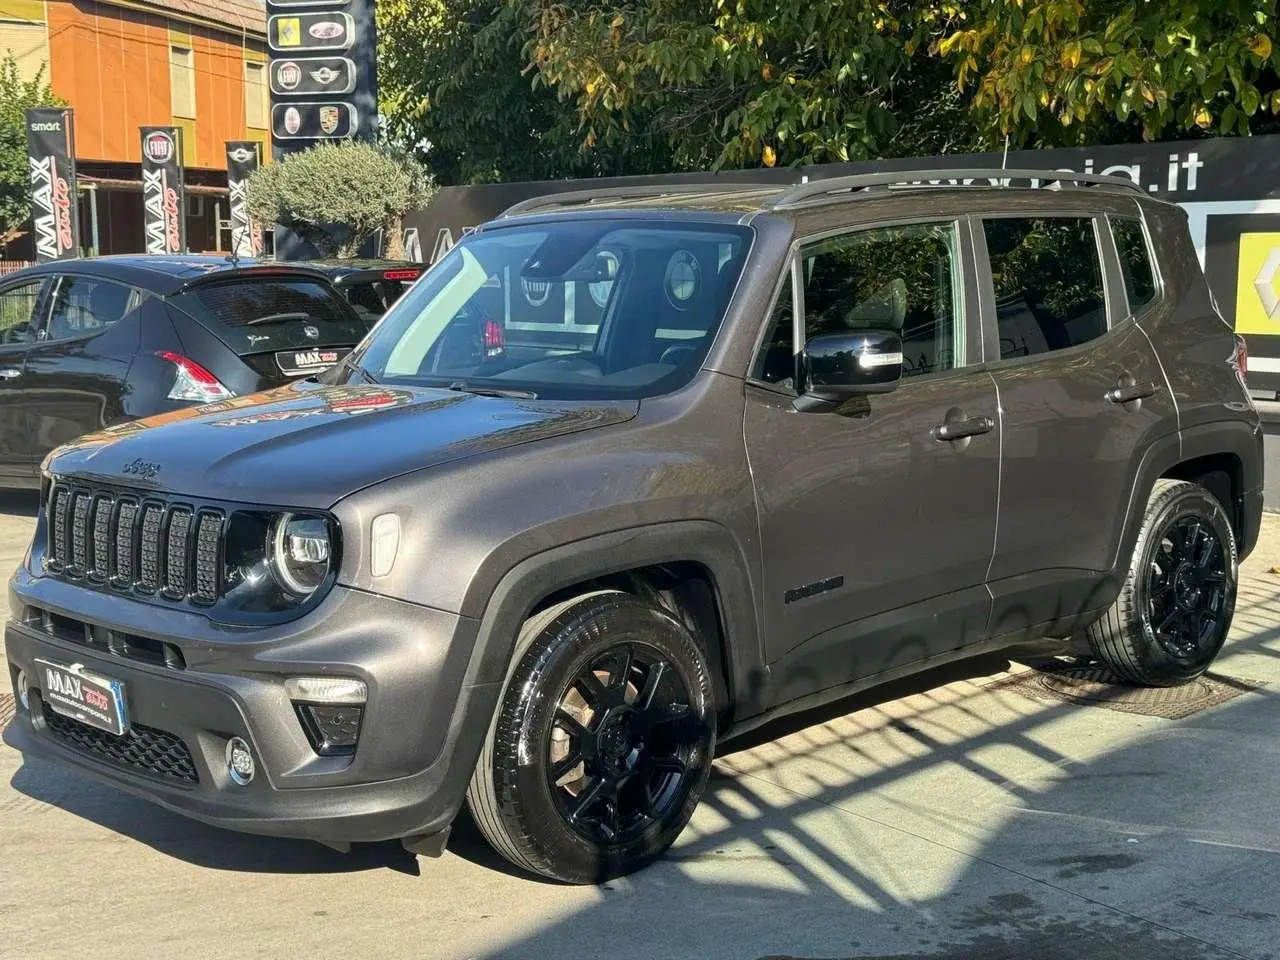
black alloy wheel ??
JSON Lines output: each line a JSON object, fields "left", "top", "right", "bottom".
{"left": 1144, "top": 514, "right": 1230, "bottom": 662}
{"left": 467, "top": 590, "right": 716, "bottom": 883}
{"left": 547, "top": 642, "right": 695, "bottom": 845}
{"left": 1088, "top": 479, "right": 1238, "bottom": 686}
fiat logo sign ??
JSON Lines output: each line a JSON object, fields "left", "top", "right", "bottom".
{"left": 276, "top": 61, "right": 301, "bottom": 90}
{"left": 283, "top": 106, "right": 301, "bottom": 136}
{"left": 143, "top": 131, "right": 174, "bottom": 164}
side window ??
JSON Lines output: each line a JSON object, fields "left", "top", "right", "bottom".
{"left": 751, "top": 221, "right": 964, "bottom": 385}
{"left": 0, "top": 280, "right": 46, "bottom": 345}
{"left": 751, "top": 281, "right": 794, "bottom": 386}
{"left": 983, "top": 216, "right": 1107, "bottom": 359}
{"left": 1111, "top": 216, "right": 1158, "bottom": 314}
{"left": 43, "top": 277, "right": 138, "bottom": 342}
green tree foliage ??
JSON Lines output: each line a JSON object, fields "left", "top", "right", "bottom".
{"left": 938, "top": 0, "right": 1279, "bottom": 146}
{"left": 0, "top": 54, "right": 65, "bottom": 245}
{"left": 377, "top": 0, "right": 673, "bottom": 183}
{"left": 379, "top": 1, "right": 1280, "bottom": 183}
{"left": 245, "top": 141, "right": 436, "bottom": 257}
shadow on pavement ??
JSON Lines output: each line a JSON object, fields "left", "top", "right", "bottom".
{"left": 0, "top": 490, "right": 38, "bottom": 519}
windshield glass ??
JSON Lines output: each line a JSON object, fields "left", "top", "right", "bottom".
{"left": 350, "top": 220, "right": 752, "bottom": 399}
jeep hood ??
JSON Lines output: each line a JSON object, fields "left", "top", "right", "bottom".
{"left": 45, "top": 382, "right": 638, "bottom": 507}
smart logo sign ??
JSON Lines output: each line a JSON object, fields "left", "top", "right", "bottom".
{"left": 140, "top": 126, "right": 186, "bottom": 255}
{"left": 266, "top": 0, "right": 376, "bottom": 155}
{"left": 25, "top": 108, "right": 80, "bottom": 262}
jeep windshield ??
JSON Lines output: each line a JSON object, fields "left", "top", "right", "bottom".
{"left": 347, "top": 219, "right": 753, "bottom": 400}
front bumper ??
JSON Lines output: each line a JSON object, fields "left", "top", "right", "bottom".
{"left": 3, "top": 569, "right": 493, "bottom": 844}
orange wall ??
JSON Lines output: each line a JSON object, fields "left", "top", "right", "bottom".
{"left": 45, "top": 0, "right": 265, "bottom": 169}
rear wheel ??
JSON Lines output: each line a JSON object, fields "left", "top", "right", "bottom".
{"left": 466, "top": 591, "right": 716, "bottom": 883}
{"left": 1087, "top": 479, "right": 1237, "bottom": 686}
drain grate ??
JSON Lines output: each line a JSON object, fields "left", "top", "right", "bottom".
{"left": 0, "top": 692, "right": 13, "bottom": 727}
{"left": 987, "top": 662, "right": 1265, "bottom": 719}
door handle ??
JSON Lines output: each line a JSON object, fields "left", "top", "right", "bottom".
{"left": 1105, "top": 381, "right": 1156, "bottom": 404}
{"left": 933, "top": 415, "right": 995, "bottom": 442}
{"left": 0, "top": 368, "right": 20, "bottom": 380}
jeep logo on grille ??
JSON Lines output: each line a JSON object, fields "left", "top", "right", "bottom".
{"left": 122, "top": 458, "right": 162, "bottom": 480}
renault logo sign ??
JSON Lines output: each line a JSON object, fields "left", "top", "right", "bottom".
{"left": 1235, "top": 233, "right": 1280, "bottom": 334}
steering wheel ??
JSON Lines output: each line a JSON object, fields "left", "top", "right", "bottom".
{"left": 659, "top": 344, "right": 697, "bottom": 366}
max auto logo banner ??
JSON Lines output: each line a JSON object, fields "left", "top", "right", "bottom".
{"left": 140, "top": 126, "right": 186, "bottom": 255}
{"left": 25, "top": 108, "right": 80, "bottom": 262}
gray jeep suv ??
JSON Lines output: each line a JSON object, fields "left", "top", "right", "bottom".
{"left": 4, "top": 170, "right": 1264, "bottom": 884}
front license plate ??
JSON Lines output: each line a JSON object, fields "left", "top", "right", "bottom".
{"left": 35, "top": 659, "right": 129, "bottom": 737}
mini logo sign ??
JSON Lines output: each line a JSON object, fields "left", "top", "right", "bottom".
{"left": 310, "top": 66, "right": 340, "bottom": 85}
{"left": 318, "top": 105, "right": 340, "bottom": 134}
{"left": 277, "top": 61, "right": 302, "bottom": 90}
{"left": 228, "top": 146, "right": 254, "bottom": 164}
{"left": 143, "top": 130, "right": 174, "bottom": 164}
{"left": 309, "top": 20, "right": 344, "bottom": 40}
{"left": 283, "top": 106, "right": 301, "bottom": 135}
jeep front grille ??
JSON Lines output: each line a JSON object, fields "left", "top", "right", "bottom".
{"left": 46, "top": 483, "right": 223, "bottom": 605}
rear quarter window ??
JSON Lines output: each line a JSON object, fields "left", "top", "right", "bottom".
{"left": 169, "top": 277, "right": 367, "bottom": 354}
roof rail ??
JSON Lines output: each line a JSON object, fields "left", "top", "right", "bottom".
{"left": 763, "top": 167, "right": 1144, "bottom": 209}
{"left": 500, "top": 181, "right": 781, "bottom": 217}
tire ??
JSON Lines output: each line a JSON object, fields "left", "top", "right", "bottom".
{"left": 466, "top": 590, "right": 717, "bottom": 883}
{"left": 1087, "top": 479, "right": 1238, "bottom": 686}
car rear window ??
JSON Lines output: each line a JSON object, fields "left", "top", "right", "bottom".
{"left": 342, "top": 279, "right": 414, "bottom": 319}
{"left": 169, "top": 277, "right": 367, "bottom": 354}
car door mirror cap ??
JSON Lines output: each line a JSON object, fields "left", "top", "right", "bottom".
{"left": 796, "top": 330, "right": 903, "bottom": 411}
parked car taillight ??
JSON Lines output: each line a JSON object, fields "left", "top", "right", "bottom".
{"left": 155, "top": 350, "right": 234, "bottom": 402}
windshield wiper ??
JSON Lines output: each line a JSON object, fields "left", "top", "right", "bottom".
{"left": 245, "top": 311, "right": 312, "bottom": 326}
{"left": 447, "top": 381, "right": 537, "bottom": 399}
{"left": 340, "top": 354, "right": 379, "bottom": 385}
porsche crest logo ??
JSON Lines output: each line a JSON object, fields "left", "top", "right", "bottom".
{"left": 319, "top": 105, "right": 341, "bottom": 135}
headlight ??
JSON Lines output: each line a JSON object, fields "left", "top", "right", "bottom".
{"left": 222, "top": 509, "right": 339, "bottom": 617}
{"left": 271, "top": 513, "right": 332, "bottom": 596}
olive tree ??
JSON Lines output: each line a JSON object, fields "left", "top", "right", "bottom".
{"left": 245, "top": 140, "right": 435, "bottom": 258}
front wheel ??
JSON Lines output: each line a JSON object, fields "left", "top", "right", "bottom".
{"left": 1088, "top": 479, "right": 1238, "bottom": 686}
{"left": 466, "top": 591, "right": 716, "bottom": 883}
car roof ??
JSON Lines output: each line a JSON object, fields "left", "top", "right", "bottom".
{"left": 490, "top": 167, "right": 1156, "bottom": 227}
{"left": 4, "top": 254, "right": 335, "bottom": 296}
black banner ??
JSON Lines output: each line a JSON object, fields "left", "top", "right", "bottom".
{"left": 226, "top": 141, "right": 262, "bottom": 258}
{"left": 267, "top": 0, "right": 376, "bottom": 157}
{"left": 25, "top": 108, "right": 79, "bottom": 263}
{"left": 140, "top": 126, "right": 186, "bottom": 255}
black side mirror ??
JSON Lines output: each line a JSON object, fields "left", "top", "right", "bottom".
{"left": 796, "top": 329, "right": 903, "bottom": 411}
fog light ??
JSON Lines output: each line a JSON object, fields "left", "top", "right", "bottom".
{"left": 16, "top": 669, "right": 29, "bottom": 711}
{"left": 226, "top": 736, "right": 255, "bottom": 785}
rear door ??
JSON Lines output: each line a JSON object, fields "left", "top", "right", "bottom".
{"left": 975, "top": 210, "right": 1179, "bottom": 641}
{"left": 0, "top": 277, "right": 52, "bottom": 482}
{"left": 166, "top": 273, "right": 367, "bottom": 386}
{"left": 21, "top": 274, "right": 144, "bottom": 460}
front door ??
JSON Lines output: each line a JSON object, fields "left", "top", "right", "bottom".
{"left": 744, "top": 219, "right": 1000, "bottom": 708}
{"left": 22, "top": 274, "right": 141, "bottom": 462}
{"left": 975, "top": 212, "right": 1180, "bottom": 639}
{"left": 0, "top": 277, "right": 52, "bottom": 483}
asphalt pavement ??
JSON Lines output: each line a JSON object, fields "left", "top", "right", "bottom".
{"left": 2, "top": 489, "right": 1280, "bottom": 959}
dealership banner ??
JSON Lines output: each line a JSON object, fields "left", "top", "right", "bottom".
{"left": 225, "top": 141, "right": 262, "bottom": 258}
{"left": 266, "top": 0, "right": 376, "bottom": 157}
{"left": 140, "top": 126, "right": 186, "bottom": 255}
{"left": 25, "top": 108, "right": 80, "bottom": 262}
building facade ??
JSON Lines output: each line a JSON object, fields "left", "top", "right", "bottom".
{"left": 0, "top": 0, "right": 268, "bottom": 257}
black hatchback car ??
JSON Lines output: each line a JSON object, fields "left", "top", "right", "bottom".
{"left": 0, "top": 255, "right": 370, "bottom": 488}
